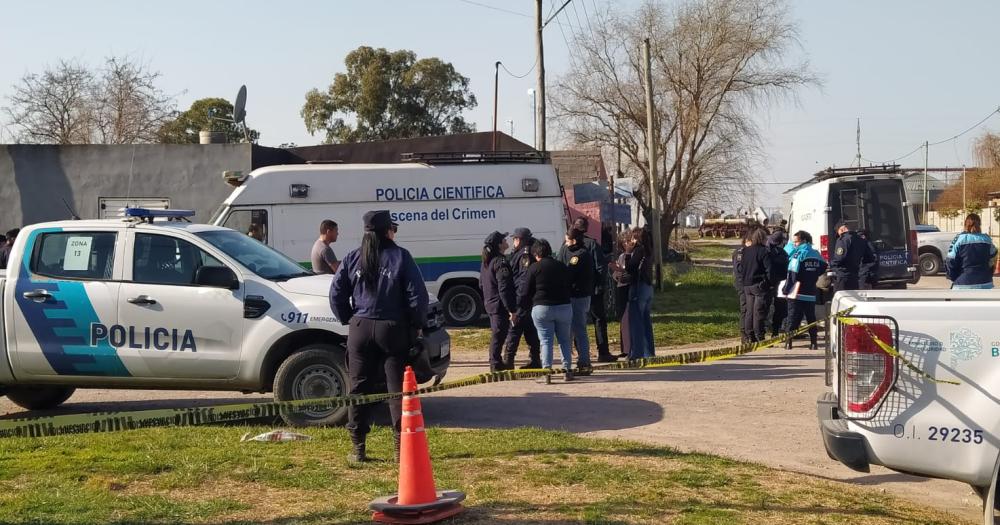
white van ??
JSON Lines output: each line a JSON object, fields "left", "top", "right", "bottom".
{"left": 785, "top": 165, "right": 920, "bottom": 288}
{"left": 209, "top": 160, "right": 567, "bottom": 326}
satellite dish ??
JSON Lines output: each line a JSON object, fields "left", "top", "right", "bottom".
{"left": 233, "top": 85, "right": 247, "bottom": 124}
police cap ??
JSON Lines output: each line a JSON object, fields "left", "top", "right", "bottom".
{"left": 512, "top": 227, "right": 533, "bottom": 239}
{"left": 484, "top": 231, "right": 508, "bottom": 246}
{"left": 363, "top": 210, "right": 398, "bottom": 232}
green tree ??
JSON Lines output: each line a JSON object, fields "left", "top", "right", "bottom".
{"left": 301, "top": 46, "right": 477, "bottom": 143}
{"left": 157, "top": 97, "right": 259, "bottom": 144}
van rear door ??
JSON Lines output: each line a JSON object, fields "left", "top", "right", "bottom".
{"left": 828, "top": 178, "right": 911, "bottom": 283}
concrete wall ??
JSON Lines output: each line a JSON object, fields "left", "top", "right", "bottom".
{"left": 0, "top": 144, "right": 251, "bottom": 228}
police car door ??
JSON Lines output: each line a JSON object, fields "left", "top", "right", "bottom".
{"left": 117, "top": 230, "right": 243, "bottom": 379}
{"left": 10, "top": 227, "right": 128, "bottom": 379}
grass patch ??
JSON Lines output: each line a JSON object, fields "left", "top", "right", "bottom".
{"left": 0, "top": 426, "right": 964, "bottom": 524}
{"left": 688, "top": 242, "right": 737, "bottom": 261}
{"left": 452, "top": 263, "right": 740, "bottom": 354}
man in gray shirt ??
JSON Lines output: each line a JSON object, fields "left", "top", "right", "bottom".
{"left": 311, "top": 220, "right": 339, "bottom": 274}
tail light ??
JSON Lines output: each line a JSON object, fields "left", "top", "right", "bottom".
{"left": 820, "top": 234, "right": 830, "bottom": 261}
{"left": 841, "top": 322, "right": 895, "bottom": 418}
{"left": 908, "top": 230, "right": 918, "bottom": 265}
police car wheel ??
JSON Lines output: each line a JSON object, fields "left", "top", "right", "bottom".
{"left": 5, "top": 386, "right": 75, "bottom": 410}
{"left": 274, "top": 346, "right": 349, "bottom": 427}
{"left": 918, "top": 252, "right": 941, "bottom": 275}
{"left": 441, "top": 285, "right": 483, "bottom": 327}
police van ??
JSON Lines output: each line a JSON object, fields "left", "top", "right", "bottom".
{"left": 0, "top": 209, "right": 450, "bottom": 426}
{"left": 209, "top": 154, "right": 567, "bottom": 325}
{"left": 785, "top": 165, "right": 920, "bottom": 288}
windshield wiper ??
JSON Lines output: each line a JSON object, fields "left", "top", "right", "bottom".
{"left": 270, "top": 272, "right": 312, "bottom": 282}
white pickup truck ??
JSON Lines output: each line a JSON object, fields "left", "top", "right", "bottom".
{"left": 818, "top": 289, "right": 1000, "bottom": 524}
{"left": 0, "top": 209, "right": 451, "bottom": 426}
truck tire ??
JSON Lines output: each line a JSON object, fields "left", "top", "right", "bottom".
{"left": 441, "top": 284, "right": 483, "bottom": 327}
{"left": 273, "top": 346, "right": 349, "bottom": 427}
{"left": 5, "top": 386, "right": 75, "bottom": 410}
{"left": 919, "top": 252, "right": 942, "bottom": 276}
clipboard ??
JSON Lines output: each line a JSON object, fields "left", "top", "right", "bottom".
{"left": 777, "top": 279, "right": 800, "bottom": 300}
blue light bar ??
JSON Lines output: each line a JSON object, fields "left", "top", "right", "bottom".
{"left": 124, "top": 208, "right": 195, "bottom": 219}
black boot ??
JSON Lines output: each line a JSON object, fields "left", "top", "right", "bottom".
{"left": 597, "top": 352, "right": 618, "bottom": 363}
{"left": 521, "top": 359, "right": 542, "bottom": 369}
{"left": 564, "top": 368, "right": 574, "bottom": 382}
{"left": 348, "top": 436, "right": 368, "bottom": 463}
{"left": 502, "top": 354, "right": 516, "bottom": 370}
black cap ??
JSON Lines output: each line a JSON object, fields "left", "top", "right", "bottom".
{"left": 484, "top": 231, "right": 508, "bottom": 246}
{"left": 363, "top": 210, "right": 397, "bottom": 232}
{"left": 834, "top": 220, "right": 848, "bottom": 231}
{"left": 512, "top": 227, "right": 532, "bottom": 239}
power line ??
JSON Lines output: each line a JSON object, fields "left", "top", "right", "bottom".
{"left": 862, "top": 106, "right": 1000, "bottom": 164}
{"left": 456, "top": 0, "right": 530, "bottom": 18}
{"left": 499, "top": 59, "right": 537, "bottom": 79}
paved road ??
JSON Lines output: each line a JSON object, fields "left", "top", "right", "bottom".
{"left": 0, "top": 272, "right": 986, "bottom": 523}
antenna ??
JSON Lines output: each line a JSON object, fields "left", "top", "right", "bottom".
{"left": 61, "top": 198, "right": 80, "bottom": 220}
{"left": 233, "top": 85, "right": 250, "bottom": 143}
{"left": 855, "top": 117, "right": 862, "bottom": 167}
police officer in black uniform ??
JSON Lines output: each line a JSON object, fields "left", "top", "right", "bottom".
{"left": 331, "top": 210, "right": 429, "bottom": 463}
{"left": 504, "top": 227, "right": 542, "bottom": 368}
{"left": 479, "top": 231, "right": 517, "bottom": 372}
{"left": 569, "top": 217, "right": 616, "bottom": 363}
{"left": 830, "top": 220, "right": 877, "bottom": 292}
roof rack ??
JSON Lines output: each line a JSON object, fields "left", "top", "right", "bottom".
{"left": 400, "top": 151, "right": 547, "bottom": 164}
{"left": 812, "top": 164, "right": 901, "bottom": 181}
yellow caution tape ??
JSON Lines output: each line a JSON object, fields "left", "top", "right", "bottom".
{"left": 836, "top": 316, "right": 960, "bottom": 385}
{"left": 8, "top": 306, "right": 956, "bottom": 440}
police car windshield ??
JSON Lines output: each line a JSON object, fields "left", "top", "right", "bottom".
{"left": 196, "top": 230, "right": 310, "bottom": 281}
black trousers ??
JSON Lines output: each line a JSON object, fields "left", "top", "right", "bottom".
{"left": 504, "top": 312, "right": 540, "bottom": 363}
{"left": 346, "top": 317, "right": 409, "bottom": 441}
{"left": 589, "top": 291, "right": 610, "bottom": 356}
{"left": 487, "top": 311, "right": 510, "bottom": 368}
{"left": 742, "top": 287, "right": 772, "bottom": 342}
{"left": 770, "top": 296, "right": 788, "bottom": 337}
{"left": 737, "top": 288, "right": 748, "bottom": 342}
{"left": 786, "top": 299, "right": 818, "bottom": 344}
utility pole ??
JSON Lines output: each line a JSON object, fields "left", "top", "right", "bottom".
{"left": 616, "top": 121, "right": 624, "bottom": 232}
{"left": 855, "top": 117, "right": 862, "bottom": 167}
{"left": 923, "top": 141, "right": 929, "bottom": 222}
{"left": 535, "top": 0, "right": 546, "bottom": 152}
{"left": 643, "top": 38, "right": 663, "bottom": 288}
{"left": 492, "top": 61, "right": 500, "bottom": 152}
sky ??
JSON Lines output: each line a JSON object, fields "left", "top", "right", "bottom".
{"left": 1, "top": 0, "right": 998, "bottom": 210}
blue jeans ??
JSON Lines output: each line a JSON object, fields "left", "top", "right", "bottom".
{"left": 628, "top": 283, "right": 655, "bottom": 359}
{"left": 531, "top": 303, "right": 574, "bottom": 369}
{"left": 570, "top": 296, "right": 592, "bottom": 367}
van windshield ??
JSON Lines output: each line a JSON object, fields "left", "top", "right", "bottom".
{"left": 196, "top": 230, "right": 311, "bottom": 281}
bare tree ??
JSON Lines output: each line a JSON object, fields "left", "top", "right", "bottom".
{"left": 3, "top": 56, "right": 176, "bottom": 144}
{"left": 552, "top": 0, "right": 817, "bottom": 244}
{"left": 91, "top": 56, "right": 176, "bottom": 144}
{"left": 4, "top": 60, "right": 94, "bottom": 144}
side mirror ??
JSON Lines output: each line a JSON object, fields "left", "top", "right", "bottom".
{"left": 195, "top": 266, "right": 239, "bottom": 289}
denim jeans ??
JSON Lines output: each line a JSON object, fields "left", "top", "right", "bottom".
{"left": 628, "top": 283, "right": 654, "bottom": 359}
{"left": 570, "top": 296, "right": 592, "bottom": 367}
{"left": 531, "top": 303, "right": 574, "bottom": 369}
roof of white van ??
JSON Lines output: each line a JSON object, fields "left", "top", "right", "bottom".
{"left": 225, "top": 162, "right": 563, "bottom": 206}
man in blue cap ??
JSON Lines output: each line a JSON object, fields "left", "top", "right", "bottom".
{"left": 503, "top": 227, "right": 542, "bottom": 368}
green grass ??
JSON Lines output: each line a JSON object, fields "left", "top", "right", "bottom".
{"left": 0, "top": 427, "right": 963, "bottom": 524}
{"left": 688, "top": 242, "right": 737, "bottom": 261}
{"left": 451, "top": 263, "right": 741, "bottom": 353}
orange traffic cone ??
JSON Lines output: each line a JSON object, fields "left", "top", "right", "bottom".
{"left": 369, "top": 366, "right": 465, "bottom": 524}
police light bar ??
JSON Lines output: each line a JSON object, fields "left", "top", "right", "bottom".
{"left": 124, "top": 208, "right": 195, "bottom": 219}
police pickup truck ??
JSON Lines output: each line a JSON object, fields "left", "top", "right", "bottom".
{"left": 818, "top": 288, "right": 1000, "bottom": 524}
{"left": 0, "top": 209, "right": 451, "bottom": 426}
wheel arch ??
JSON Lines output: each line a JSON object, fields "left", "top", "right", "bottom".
{"left": 259, "top": 329, "right": 346, "bottom": 392}
{"left": 918, "top": 245, "right": 942, "bottom": 258}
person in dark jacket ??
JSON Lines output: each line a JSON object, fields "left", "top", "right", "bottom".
{"left": 766, "top": 230, "right": 790, "bottom": 337}
{"left": 519, "top": 239, "right": 575, "bottom": 381}
{"left": 856, "top": 229, "right": 880, "bottom": 289}
{"left": 782, "top": 231, "right": 828, "bottom": 349}
{"left": 504, "top": 228, "right": 542, "bottom": 368}
{"left": 570, "top": 217, "right": 616, "bottom": 363}
{"left": 732, "top": 234, "right": 749, "bottom": 343}
{"left": 611, "top": 230, "right": 633, "bottom": 357}
{"left": 330, "top": 210, "right": 429, "bottom": 463}
{"left": 946, "top": 213, "right": 998, "bottom": 289}
{"left": 739, "top": 227, "right": 775, "bottom": 342}
{"left": 479, "top": 231, "right": 517, "bottom": 372}
{"left": 610, "top": 228, "right": 654, "bottom": 359}
{"left": 0, "top": 228, "right": 18, "bottom": 270}
{"left": 558, "top": 227, "right": 596, "bottom": 374}
{"left": 830, "top": 221, "right": 876, "bottom": 292}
